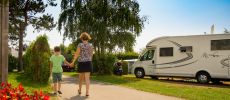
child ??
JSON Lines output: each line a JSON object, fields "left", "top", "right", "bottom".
{"left": 50, "top": 46, "right": 70, "bottom": 95}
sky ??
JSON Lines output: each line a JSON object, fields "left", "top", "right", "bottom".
{"left": 24, "top": 0, "right": 230, "bottom": 52}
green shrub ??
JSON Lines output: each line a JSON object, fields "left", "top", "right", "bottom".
{"left": 23, "top": 42, "right": 34, "bottom": 75}
{"left": 93, "top": 53, "right": 117, "bottom": 75}
{"left": 116, "top": 52, "right": 139, "bottom": 60}
{"left": 121, "top": 61, "right": 128, "bottom": 75}
{"left": 23, "top": 35, "right": 51, "bottom": 83}
{"left": 8, "top": 54, "right": 18, "bottom": 72}
{"left": 92, "top": 55, "right": 98, "bottom": 73}
{"left": 60, "top": 44, "right": 74, "bottom": 62}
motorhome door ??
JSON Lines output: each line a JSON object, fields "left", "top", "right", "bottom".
{"left": 139, "top": 49, "right": 155, "bottom": 75}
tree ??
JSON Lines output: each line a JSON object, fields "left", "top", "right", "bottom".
{"left": 58, "top": 0, "right": 146, "bottom": 53}
{"left": 9, "top": 0, "right": 56, "bottom": 71}
{"left": 58, "top": 0, "right": 146, "bottom": 74}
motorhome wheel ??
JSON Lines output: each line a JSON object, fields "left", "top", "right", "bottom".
{"left": 196, "top": 72, "right": 211, "bottom": 84}
{"left": 135, "top": 69, "right": 145, "bottom": 78}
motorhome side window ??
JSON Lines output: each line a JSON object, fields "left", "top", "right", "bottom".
{"left": 140, "top": 50, "right": 154, "bottom": 61}
{"left": 211, "top": 39, "right": 230, "bottom": 50}
{"left": 160, "top": 47, "right": 173, "bottom": 57}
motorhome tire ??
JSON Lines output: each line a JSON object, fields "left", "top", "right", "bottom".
{"left": 196, "top": 72, "right": 211, "bottom": 84}
{"left": 135, "top": 69, "right": 145, "bottom": 78}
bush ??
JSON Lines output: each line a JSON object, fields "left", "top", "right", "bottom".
{"left": 23, "top": 35, "right": 51, "bottom": 83}
{"left": 8, "top": 54, "right": 18, "bottom": 72}
{"left": 23, "top": 42, "right": 34, "bottom": 75}
{"left": 116, "top": 52, "right": 139, "bottom": 60}
{"left": 121, "top": 61, "right": 128, "bottom": 75}
{"left": 0, "top": 82, "right": 50, "bottom": 100}
{"left": 93, "top": 53, "right": 117, "bottom": 75}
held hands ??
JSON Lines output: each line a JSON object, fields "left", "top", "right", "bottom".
{"left": 69, "top": 54, "right": 77, "bottom": 67}
{"left": 69, "top": 62, "right": 74, "bottom": 67}
{"left": 66, "top": 62, "right": 74, "bottom": 68}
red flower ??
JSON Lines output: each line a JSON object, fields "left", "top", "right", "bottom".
{"left": 1, "top": 82, "right": 4, "bottom": 87}
{"left": 24, "top": 97, "right": 29, "bottom": 100}
{"left": 18, "top": 83, "right": 24, "bottom": 92}
{"left": 34, "top": 90, "right": 38, "bottom": 96}
{"left": 43, "top": 95, "right": 50, "bottom": 100}
{"left": 10, "top": 91, "right": 15, "bottom": 97}
{"left": 40, "top": 90, "right": 43, "bottom": 97}
{"left": 0, "top": 83, "right": 50, "bottom": 100}
{"left": 3, "top": 94, "right": 7, "bottom": 100}
{"left": 6, "top": 83, "right": 11, "bottom": 87}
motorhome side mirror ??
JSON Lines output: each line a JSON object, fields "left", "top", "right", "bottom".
{"left": 152, "top": 60, "right": 155, "bottom": 64}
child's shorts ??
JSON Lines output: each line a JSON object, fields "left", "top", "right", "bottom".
{"left": 52, "top": 73, "right": 62, "bottom": 83}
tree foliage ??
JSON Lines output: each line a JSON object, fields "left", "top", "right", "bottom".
{"left": 59, "top": 44, "right": 74, "bottom": 62}
{"left": 9, "top": 0, "right": 56, "bottom": 43}
{"left": 9, "top": 0, "right": 56, "bottom": 71}
{"left": 116, "top": 52, "right": 139, "bottom": 60}
{"left": 58, "top": 0, "right": 146, "bottom": 53}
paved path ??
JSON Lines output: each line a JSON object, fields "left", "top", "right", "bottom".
{"left": 55, "top": 75, "right": 182, "bottom": 100}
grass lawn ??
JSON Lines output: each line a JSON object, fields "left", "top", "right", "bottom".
{"left": 7, "top": 72, "right": 58, "bottom": 99}
{"left": 64, "top": 72, "right": 230, "bottom": 100}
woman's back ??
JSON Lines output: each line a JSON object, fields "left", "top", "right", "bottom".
{"left": 78, "top": 43, "right": 93, "bottom": 62}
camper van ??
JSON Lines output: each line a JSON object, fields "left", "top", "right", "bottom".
{"left": 132, "top": 34, "right": 230, "bottom": 84}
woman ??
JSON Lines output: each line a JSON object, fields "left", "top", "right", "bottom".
{"left": 70, "top": 32, "right": 93, "bottom": 97}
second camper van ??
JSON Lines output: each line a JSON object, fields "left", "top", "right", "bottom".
{"left": 132, "top": 34, "right": 230, "bottom": 84}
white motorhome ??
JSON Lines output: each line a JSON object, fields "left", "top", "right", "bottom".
{"left": 132, "top": 34, "right": 230, "bottom": 83}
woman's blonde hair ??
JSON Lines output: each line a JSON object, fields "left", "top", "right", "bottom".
{"left": 79, "top": 32, "right": 92, "bottom": 41}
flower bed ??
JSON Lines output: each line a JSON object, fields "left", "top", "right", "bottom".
{"left": 0, "top": 82, "right": 50, "bottom": 100}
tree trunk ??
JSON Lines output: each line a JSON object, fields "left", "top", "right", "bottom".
{"left": 101, "top": 42, "right": 105, "bottom": 55}
{"left": 18, "top": 0, "right": 29, "bottom": 71}
{"left": 0, "top": 1, "right": 9, "bottom": 82}
{"left": 18, "top": 23, "right": 24, "bottom": 71}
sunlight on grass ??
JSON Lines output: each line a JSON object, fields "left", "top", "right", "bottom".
{"left": 8, "top": 72, "right": 52, "bottom": 94}
{"left": 64, "top": 72, "right": 230, "bottom": 100}
{"left": 7, "top": 72, "right": 58, "bottom": 99}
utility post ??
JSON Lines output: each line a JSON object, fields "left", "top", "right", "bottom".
{"left": 0, "top": 0, "right": 9, "bottom": 82}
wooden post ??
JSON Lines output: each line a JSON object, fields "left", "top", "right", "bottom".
{"left": 0, "top": 0, "right": 9, "bottom": 82}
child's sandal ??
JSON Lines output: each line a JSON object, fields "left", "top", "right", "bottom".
{"left": 78, "top": 90, "right": 81, "bottom": 95}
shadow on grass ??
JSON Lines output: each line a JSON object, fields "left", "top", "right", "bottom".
{"left": 91, "top": 74, "right": 141, "bottom": 85}
{"left": 63, "top": 72, "right": 141, "bottom": 84}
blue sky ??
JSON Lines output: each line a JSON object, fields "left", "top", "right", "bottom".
{"left": 25, "top": 0, "right": 230, "bottom": 52}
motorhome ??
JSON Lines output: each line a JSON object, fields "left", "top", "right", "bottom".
{"left": 132, "top": 34, "right": 230, "bottom": 83}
